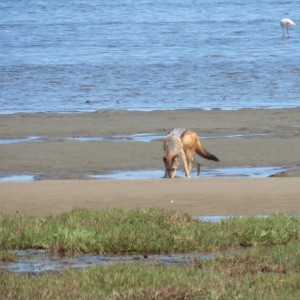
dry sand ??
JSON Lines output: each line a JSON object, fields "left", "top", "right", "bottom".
{"left": 1, "top": 109, "right": 300, "bottom": 216}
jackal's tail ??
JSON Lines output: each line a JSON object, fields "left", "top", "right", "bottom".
{"left": 196, "top": 147, "right": 219, "bottom": 162}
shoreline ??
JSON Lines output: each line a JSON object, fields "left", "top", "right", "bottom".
{"left": 1, "top": 105, "right": 300, "bottom": 115}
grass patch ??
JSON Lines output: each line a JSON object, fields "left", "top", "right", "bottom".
{"left": 0, "top": 209, "right": 299, "bottom": 255}
{"left": 0, "top": 241, "right": 299, "bottom": 299}
{"left": 0, "top": 209, "right": 299, "bottom": 299}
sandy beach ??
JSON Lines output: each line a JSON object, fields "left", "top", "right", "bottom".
{"left": 1, "top": 109, "right": 300, "bottom": 216}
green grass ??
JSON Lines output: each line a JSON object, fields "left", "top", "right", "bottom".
{"left": 0, "top": 209, "right": 299, "bottom": 299}
{"left": 0, "top": 209, "right": 299, "bottom": 255}
{"left": 1, "top": 241, "right": 299, "bottom": 299}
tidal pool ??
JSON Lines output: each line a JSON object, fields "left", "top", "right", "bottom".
{"left": 90, "top": 166, "right": 286, "bottom": 180}
{"left": 0, "top": 174, "right": 36, "bottom": 182}
{"left": 0, "top": 132, "right": 271, "bottom": 144}
{"left": 0, "top": 136, "right": 42, "bottom": 144}
{"left": 0, "top": 250, "right": 223, "bottom": 274}
{"left": 68, "top": 133, "right": 164, "bottom": 142}
{"left": 0, "top": 166, "right": 286, "bottom": 182}
{"left": 0, "top": 134, "right": 164, "bottom": 144}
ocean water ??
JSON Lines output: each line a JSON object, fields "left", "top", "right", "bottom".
{"left": 1, "top": 0, "right": 300, "bottom": 114}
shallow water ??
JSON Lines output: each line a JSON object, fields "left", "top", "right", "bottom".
{"left": 0, "top": 132, "right": 271, "bottom": 144}
{"left": 0, "top": 166, "right": 286, "bottom": 182}
{"left": 1, "top": 1, "right": 300, "bottom": 114}
{"left": 0, "top": 174, "right": 36, "bottom": 182}
{"left": 69, "top": 133, "right": 165, "bottom": 143}
{"left": 0, "top": 136, "right": 43, "bottom": 144}
{"left": 90, "top": 166, "right": 286, "bottom": 179}
{"left": 194, "top": 215, "right": 267, "bottom": 222}
{"left": 0, "top": 249, "right": 224, "bottom": 274}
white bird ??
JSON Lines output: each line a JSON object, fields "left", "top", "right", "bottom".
{"left": 280, "top": 18, "right": 296, "bottom": 38}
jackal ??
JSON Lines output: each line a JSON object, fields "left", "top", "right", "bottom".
{"left": 163, "top": 128, "right": 219, "bottom": 178}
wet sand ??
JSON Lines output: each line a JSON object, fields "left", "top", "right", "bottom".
{"left": 0, "top": 109, "right": 300, "bottom": 216}
{"left": 1, "top": 178, "right": 300, "bottom": 216}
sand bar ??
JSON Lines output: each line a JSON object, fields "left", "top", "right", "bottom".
{"left": 0, "top": 109, "right": 300, "bottom": 178}
{"left": 0, "top": 109, "right": 299, "bottom": 216}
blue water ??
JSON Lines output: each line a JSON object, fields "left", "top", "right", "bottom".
{"left": 1, "top": 0, "right": 300, "bottom": 114}
{"left": 0, "top": 249, "right": 227, "bottom": 274}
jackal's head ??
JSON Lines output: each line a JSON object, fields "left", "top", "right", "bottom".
{"left": 163, "top": 155, "right": 179, "bottom": 178}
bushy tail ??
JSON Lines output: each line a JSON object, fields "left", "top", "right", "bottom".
{"left": 196, "top": 147, "right": 219, "bottom": 161}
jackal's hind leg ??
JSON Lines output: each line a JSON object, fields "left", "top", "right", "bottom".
{"left": 185, "top": 150, "right": 193, "bottom": 173}
{"left": 192, "top": 159, "right": 201, "bottom": 177}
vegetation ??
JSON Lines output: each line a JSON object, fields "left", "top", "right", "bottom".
{"left": 0, "top": 209, "right": 299, "bottom": 299}
{"left": 0, "top": 209, "right": 298, "bottom": 255}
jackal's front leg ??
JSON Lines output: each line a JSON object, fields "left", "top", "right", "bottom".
{"left": 179, "top": 150, "right": 190, "bottom": 178}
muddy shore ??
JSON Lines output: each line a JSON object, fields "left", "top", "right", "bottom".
{"left": 0, "top": 109, "right": 300, "bottom": 216}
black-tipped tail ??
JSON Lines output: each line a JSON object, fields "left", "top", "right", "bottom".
{"left": 205, "top": 152, "right": 219, "bottom": 162}
{"left": 197, "top": 148, "right": 219, "bottom": 161}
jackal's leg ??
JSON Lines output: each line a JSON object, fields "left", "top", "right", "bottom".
{"left": 179, "top": 150, "right": 190, "bottom": 178}
{"left": 192, "top": 159, "right": 201, "bottom": 177}
{"left": 185, "top": 149, "right": 193, "bottom": 172}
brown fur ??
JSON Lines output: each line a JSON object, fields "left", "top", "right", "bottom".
{"left": 163, "top": 129, "right": 219, "bottom": 178}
